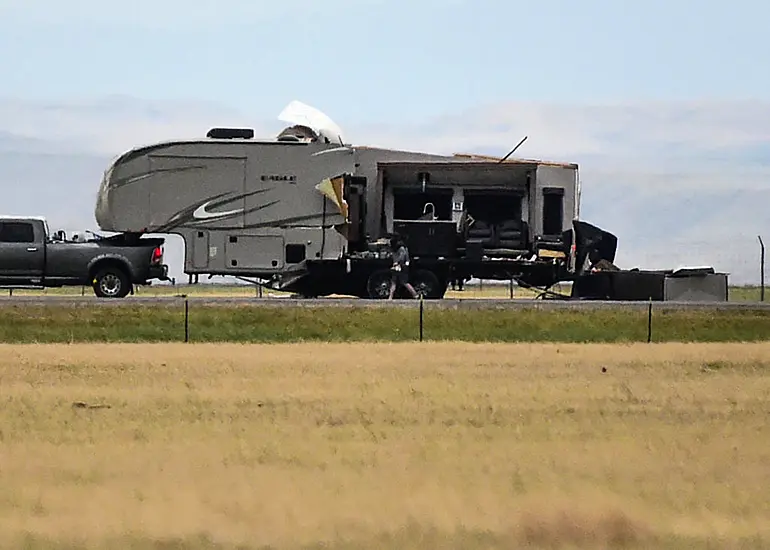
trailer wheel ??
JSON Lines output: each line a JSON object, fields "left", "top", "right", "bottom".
{"left": 92, "top": 266, "right": 131, "bottom": 298}
{"left": 366, "top": 269, "right": 393, "bottom": 299}
{"left": 411, "top": 269, "right": 443, "bottom": 299}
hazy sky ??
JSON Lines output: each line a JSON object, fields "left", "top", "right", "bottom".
{"left": 1, "top": 0, "right": 768, "bottom": 122}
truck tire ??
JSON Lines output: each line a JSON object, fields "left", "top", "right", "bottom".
{"left": 411, "top": 269, "right": 444, "bottom": 299}
{"left": 92, "top": 266, "right": 131, "bottom": 298}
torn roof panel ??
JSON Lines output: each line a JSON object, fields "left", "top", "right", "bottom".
{"left": 451, "top": 153, "right": 578, "bottom": 169}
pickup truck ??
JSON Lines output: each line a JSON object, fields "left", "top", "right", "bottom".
{"left": 0, "top": 215, "right": 170, "bottom": 298}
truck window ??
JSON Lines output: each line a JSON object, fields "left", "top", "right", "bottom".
{"left": 0, "top": 222, "right": 35, "bottom": 243}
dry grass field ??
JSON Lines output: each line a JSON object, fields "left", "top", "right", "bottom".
{"left": 2, "top": 342, "right": 770, "bottom": 549}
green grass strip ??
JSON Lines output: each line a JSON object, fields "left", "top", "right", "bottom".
{"left": 0, "top": 303, "right": 768, "bottom": 343}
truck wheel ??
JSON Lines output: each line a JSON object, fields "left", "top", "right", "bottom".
{"left": 366, "top": 269, "right": 393, "bottom": 299}
{"left": 411, "top": 269, "right": 443, "bottom": 299}
{"left": 92, "top": 266, "right": 131, "bottom": 298}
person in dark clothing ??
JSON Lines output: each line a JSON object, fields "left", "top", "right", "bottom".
{"left": 388, "top": 236, "right": 419, "bottom": 299}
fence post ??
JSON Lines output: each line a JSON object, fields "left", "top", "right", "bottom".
{"left": 758, "top": 235, "right": 765, "bottom": 302}
{"left": 419, "top": 295, "right": 424, "bottom": 342}
{"left": 647, "top": 299, "right": 653, "bottom": 343}
{"left": 184, "top": 297, "right": 189, "bottom": 343}
{"left": 509, "top": 278, "right": 514, "bottom": 299}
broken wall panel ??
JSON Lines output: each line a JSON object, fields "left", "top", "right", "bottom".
{"left": 533, "top": 164, "right": 579, "bottom": 239}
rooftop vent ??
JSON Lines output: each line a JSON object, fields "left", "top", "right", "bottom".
{"left": 206, "top": 127, "right": 255, "bottom": 139}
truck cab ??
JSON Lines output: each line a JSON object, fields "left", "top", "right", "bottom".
{"left": 0, "top": 216, "right": 49, "bottom": 287}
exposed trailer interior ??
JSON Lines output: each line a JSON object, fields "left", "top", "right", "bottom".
{"left": 93, "top": 101, "right": 616, "bottom": 299}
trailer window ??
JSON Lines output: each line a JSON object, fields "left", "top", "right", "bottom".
{"left": 542, "top": 188, "right": 564, "bottom": 236}
{"left": 285, "top": 244, "right": 306, "bottom": 264}
{"left": 463, "top": 191, "right": 523, "bottom": 224}
{"left": 0, "top": 222, "right": 35, "bottom": 243}
{"left": 392, "top": 188, "right": 453, "bottom": 221}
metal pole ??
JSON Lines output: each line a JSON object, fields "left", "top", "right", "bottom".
{"left": 419, "top": 295, "right": 424, "bottom": 342}
{"left": 184, "top": 297, "right": 189, "bottom": 343}
{"left": 757, "top": 235, "right": 765, "bottom": 302}
{"left": 647, "top": 300, "right": 653, "bottom": 343}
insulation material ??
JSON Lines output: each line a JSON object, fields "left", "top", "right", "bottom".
{"left": 315, "top": 175, "right": 348, "bottom": 220}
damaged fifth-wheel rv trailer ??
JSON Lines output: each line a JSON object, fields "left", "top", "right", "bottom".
{"left": 94, "top": 101, "right": 618, "bottom": 299}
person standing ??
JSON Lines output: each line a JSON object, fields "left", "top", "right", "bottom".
{"left": 388, "top": 236, "right": 419, "bottom": 299}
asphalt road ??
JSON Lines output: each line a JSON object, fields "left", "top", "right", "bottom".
{"left": 0, "top": 296, "right": 769, "bottom": 311}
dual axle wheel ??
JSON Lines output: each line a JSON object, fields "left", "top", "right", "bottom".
{"left": 365, "top": 268, "right": 444, "bottom": 299}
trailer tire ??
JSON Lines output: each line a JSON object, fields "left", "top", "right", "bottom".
{"left": 411, "top": 269, "right": 443, "bottom": 299}
{"left": 366, "top": 269, "right": 393, "bottom": 299}
{"left": 92, "top": 265, "right": 131, "bottom": 298}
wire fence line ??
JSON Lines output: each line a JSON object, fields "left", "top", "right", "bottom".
{"left": 2, "top": 295, "right": 768, "bottom": 344}
{"left": 122, "top": 296, "right": 770, "bottom": 344}
{"left": 2, "top": 279, "right": 766, "bottom": 301}
{"left": 3, "top": 295, "right": 770, "bottom": 308}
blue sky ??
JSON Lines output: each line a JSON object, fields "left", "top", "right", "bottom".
{"left": 1, "top": 0, "right": 768, "bottom": 123}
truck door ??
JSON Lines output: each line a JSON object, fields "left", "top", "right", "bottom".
{"left": 0, "top": 220, "right": 45, "bottom": 284}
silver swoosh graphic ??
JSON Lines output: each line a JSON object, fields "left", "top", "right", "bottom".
{"left": 192, "top": 199, "right": 244, "bottom": 220}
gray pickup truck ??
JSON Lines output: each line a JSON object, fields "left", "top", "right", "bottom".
{"left": 0, "top": 215, "right": 170, "bottom": 298}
